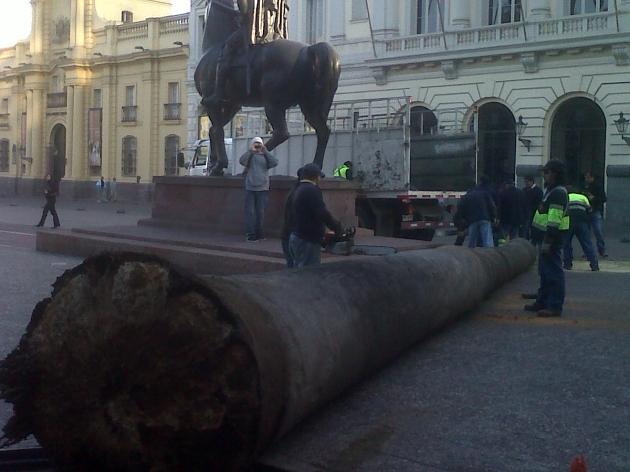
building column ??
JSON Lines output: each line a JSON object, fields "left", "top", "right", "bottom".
{"left": 25, "top": 90, "right": 33, "bottom": 176}
{"left": 65, "top": 86, "right": 75, "bottom": 178}
{"left": 529, "top": 0, "right": 552, "bottom": 19}
{"left": 30, "top": 0, "right": 44, "bottom": 58}
{"left": 370, "top": 0, "right": 400, "bottom": 38}
{"left": 71, "top": 85, "right": 85, "bottom": 179}
{"left": 30, "top": 89, "right": 45, "bottom": 178}
{"left": 451, "top": 2, "right": 471, "bottom": 29}
{"left": 101, "top": 83, "right": 113, "bottom": 178}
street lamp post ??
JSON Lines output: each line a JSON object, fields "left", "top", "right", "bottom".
{"left": 516, "top": 115, "right": 531, "bottom": 152}
{"left": 613, "top": 112, "right": 630, "bottom": 145}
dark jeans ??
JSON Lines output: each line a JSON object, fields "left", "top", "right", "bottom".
{"left": 282, "top": 238, "right": 294, "bottom": 268}
{"left": 468, "top": 220, "right": 493, "bottom": 248}
{"left": 536, "top": 243, "right": 565, "bottom": 313}
{"left": 38, "top": 196, "right": 60, "bottom": 227}
{"left": 245, "top": 190, "right": 268, "bottom": 239}
{"left": 288, "top": 233, "right": 321, "bottom": 267}
{"left": 590, "top": 211, "right": 606, "bottom": 255}
{"left": 563, "top": 222, "right": 599, "bottom": 270}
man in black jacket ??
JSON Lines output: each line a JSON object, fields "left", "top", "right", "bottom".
{"left": 459, "top": 176, "right": 496, "bottom": 248}
{"left": 583, "top": 171, "right": 607, "bottom": 257}
{"left": 522, "top": 176, "right": 543, "bottom": 241}
{"left": 498, "top": 180, "right": 526, "bottom": 241}
{"left": 36, "top": 174, "right": 60, "bottom": 228}
{"left": 288, "top": 163, "right": 342, "bottom": 267}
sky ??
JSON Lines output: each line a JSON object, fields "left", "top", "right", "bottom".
{"left": 0, "top": 0, "right": 191, "bottom": 49}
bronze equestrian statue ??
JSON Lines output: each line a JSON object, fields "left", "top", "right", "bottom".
{"left": 195, "top": 0, "right": 341, "bottom": 175}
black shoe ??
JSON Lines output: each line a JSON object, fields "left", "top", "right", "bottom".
{"left": 591, "top": 266, "right": 600, "bottom": 272}
{"left": 524, "top": 303, "right": 545, "bottom": 312}
{"left": 537, "top": 309, "right": 562, "bottom": 318}
{"left": 52, "top": 225, "right": 60, "bottom": 229}
{"left": 35, "top": 224, "right": 43, "bottom": 227}
{"left": 600, "top": 253, "right": 609, "bottom": 258}
{"left": 564, "top": 265, "right": 573, "bottom": 270}
{"left": 521, "top": 293, "right": 537, "bottom": 300}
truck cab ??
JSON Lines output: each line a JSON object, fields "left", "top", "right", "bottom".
{"left": 187, "top": 139, "right": 233, "bottom": 176}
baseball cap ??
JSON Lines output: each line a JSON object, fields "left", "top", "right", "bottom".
{"left": 251, "top": 137, "right": 264, "bottom": 146}
{"left": 301, "top": 163, "right": 325, "bottom": 179}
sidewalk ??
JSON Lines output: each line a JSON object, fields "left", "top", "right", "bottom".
{"left": 0, "top": 195, "right": 151, "bottom": 228}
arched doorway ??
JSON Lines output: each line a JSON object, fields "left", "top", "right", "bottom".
{"left": 550, "top": 97, "right": 606, "bottom": 187}
{"left": 473, "top": 102, "right": 516, "bottom": 185}
{"left": 50, "top": 124, "right": 66, "bottom": 182}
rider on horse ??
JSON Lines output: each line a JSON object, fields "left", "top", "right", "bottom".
{"left": 203, "top": 0, "right": 289, "bottom": 108}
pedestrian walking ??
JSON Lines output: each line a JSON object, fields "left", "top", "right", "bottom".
{"left": 110, "top": 177, "right": 118, "bottom": 202}
{"left": 563, "top": 187, "right": 599, "bottom": 271}
{"left": 522, "top": 176, "right": 543, "bottom": 240}
{"left": 35, "top": 174, "right": 60, "bottom": 229}
{"left": 498, "top": 180, "right": 526, "bottom": 241}
{"left": 289, "top": 163, "right": 342, "bottom": 267}
{"left": 239, "top": 137, "right": 279, "bottom": 242}
{"left": 96, "top": 176, "right": 105, "bottom": 203}
{"left": 524, "top": 159, "right": 570, "bottom": 317}
{"left": 458, "top": 175, "right": 496, "bottom": 248}
{"left": 583, "top": 171, "right": 608, "bottom": 257}
{"left": 333, "top": 161, "right": 353, "bottom": 180}
{"left": 281, "top": 167, "right": 304, "bottom": 268}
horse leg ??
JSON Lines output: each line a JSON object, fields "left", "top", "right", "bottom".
{"left": 263, "top": 105, "right": 290, "bottom": 151}
{"left": 208, "top": 106, "right": 239, "bottom": 175}
{"left": 301, "top": 104, "right": 331, "bottom": 170}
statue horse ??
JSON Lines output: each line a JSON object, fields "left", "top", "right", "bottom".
{"left": 194, "top": 0, "right": 341, "bottom": 175}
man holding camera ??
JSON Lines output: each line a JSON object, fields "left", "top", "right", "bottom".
{"left": 239, "top": 136, "right": 278, "bottom": 242}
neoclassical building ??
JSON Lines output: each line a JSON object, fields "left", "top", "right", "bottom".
{"left": 0, "top": 0, "right": 189, "bottom": 198}
{"left": 187, "top": 0, "right": 630, "bottom": 227}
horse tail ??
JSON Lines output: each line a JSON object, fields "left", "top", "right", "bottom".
{"left": 304, "top": 42, "right": 341, "bottom": 112}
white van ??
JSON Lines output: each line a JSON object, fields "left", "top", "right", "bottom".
{"left": 187, "top": 138, "right": 234, "bottom": 176}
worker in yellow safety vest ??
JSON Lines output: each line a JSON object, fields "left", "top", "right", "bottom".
{"left": 563, "top": 189, "right": 599, "bottom": 272}
{"left": 333, "top": 161, "right": 353, "bottom": 180}
{"left": 524, "top": 159, "right": 570, "bottom": 318}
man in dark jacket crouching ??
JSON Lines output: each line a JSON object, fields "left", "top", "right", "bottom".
{"left": 288, "top": 163, "right": 342, "bottom": 268}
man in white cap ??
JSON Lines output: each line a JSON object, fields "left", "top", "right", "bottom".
{"left": 239, "top": 137, "right": 278, "bottom": 241}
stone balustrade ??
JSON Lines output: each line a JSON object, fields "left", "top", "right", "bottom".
{"left": 378, "top": 11, "right": 622, "bottom": 57}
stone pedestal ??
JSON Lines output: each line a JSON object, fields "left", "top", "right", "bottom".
{"left": 142, "top": 176, "right": 359, "bottom": 238}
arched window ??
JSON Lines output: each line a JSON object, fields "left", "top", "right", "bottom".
{"left": 565, "top": 0, "right": 608, "bottom": 15}
{"left": 164, "top": 135, "right": 180, "bottom": 176}
{"left": 487, "top": 0, "right": 523, "bottom": 25}
{"left": 410, "top": 106, "right": 438, "bottom": 136}
{"left": 416, "top": 0, "right": 445, "bottom": 34}
{"left": 122, "top": 136, "right": 137, "bottom": 177}
{"left": 0, "top": 139, "right": 9, "bottom": 172}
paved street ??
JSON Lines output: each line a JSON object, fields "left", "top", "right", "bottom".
{"left": 0, "top": 196, "right": 152, "bottom": 450}
{"left": 1, "top": 194, "right": 629, "bottom": 470}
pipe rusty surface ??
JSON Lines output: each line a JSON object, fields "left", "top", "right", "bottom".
{"left": 0, "top": 241, "right": 535, "bottom": 470}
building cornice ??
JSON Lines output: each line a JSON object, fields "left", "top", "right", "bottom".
{"left": 365, "top": 36, "right": 630, "bottom": 84}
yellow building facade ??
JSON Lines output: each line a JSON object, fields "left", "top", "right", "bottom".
{"left": 0, "top": 0, "right": 188, "bottom": 198}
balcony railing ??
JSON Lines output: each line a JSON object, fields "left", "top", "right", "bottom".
{"left": 47, "top": 92, "right": 67, "bottom": 109}
{"left": 0, "top": 113, "right": 9, "bottom": 129}
{"left": 122, "top": 105, "right": 137, "bottom": 122}
{"left": 378, "top": 11, "right": 619, "bottom": 58}
{"left": 163, "top": 103, "right": 181, "bottom": 121}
